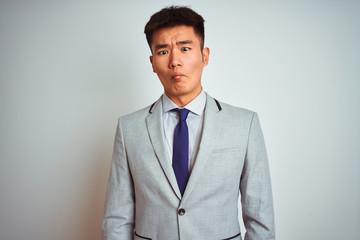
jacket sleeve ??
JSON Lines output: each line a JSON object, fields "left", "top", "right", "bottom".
{"left": 240, "top": 113, "right": 275, "bottom": 240}
{"left": 102, "top": 118, "right": 135, "bottom": 240}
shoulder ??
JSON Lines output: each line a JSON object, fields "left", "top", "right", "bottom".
{"left": 216, "top": 99, "right": 254, "bottom": 115}
{"left": 119, "top": 106, "right": 151, "bottom": 126}
{"left": 121, "top": 105, "right": 151, "bottom": 120}
{"left": 208, "top": 94, "right": 256, "bottom": 121}
{"left": 118, "top": 98, "right": 160, "bottom": 126}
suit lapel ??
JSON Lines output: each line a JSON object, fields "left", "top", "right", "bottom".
{"left": 182, "top": 94, "right": 223, "bottom": 201}
{"left": 145, "top": 98, "right": 182, "bottom": 200}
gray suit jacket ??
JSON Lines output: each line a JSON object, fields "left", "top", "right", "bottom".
{"left": 102, "top": 93, "right": 275, "bottom": 240}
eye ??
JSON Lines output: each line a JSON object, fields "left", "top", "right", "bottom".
{"left": 158, "top": 50, "right": 168, "bottom": 55}
{"left": 182, "top": 47, "right": 190, "bottom": 51}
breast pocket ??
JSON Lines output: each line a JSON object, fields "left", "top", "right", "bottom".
{"left": 210, "top": 147, "right": 244, "bottom": 170}
{"left": 202, "top": 147, "right": 245, "bottom": 188}
{"left": 212, "top": 147, "right": 242, "bottom": 154}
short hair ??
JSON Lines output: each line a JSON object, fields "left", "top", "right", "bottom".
{"left": 144, "top": 6, "right": 205, "bottom": 50}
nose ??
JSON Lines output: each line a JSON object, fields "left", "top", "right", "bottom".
{"left": 169, "top": 50, "right": 181, "bottom": 69}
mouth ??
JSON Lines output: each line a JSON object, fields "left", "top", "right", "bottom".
{"left": 172, "top": 73, "right": 184, "bottom": 81}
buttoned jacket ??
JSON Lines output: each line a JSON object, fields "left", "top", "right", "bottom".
{"left": 102, "top": 93, "right": 275, "bottom": 240}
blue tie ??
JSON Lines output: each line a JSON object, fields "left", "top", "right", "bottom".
{"left": 172, "top": 108, "right": 190, "bottom": 196}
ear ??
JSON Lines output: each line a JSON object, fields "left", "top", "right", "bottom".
{"left": 150, "top": 55, "right": 156, "bottom": 73}
{"left": 202, "top": 47, "right": 210, "bottom": 66}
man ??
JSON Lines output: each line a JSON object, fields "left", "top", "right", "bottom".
{"left": 102, "top": 6, "right": 275, "bottom": 240}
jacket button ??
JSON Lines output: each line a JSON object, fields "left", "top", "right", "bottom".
{"left": 178, "top": 208, "right": 185, "bottom": 216}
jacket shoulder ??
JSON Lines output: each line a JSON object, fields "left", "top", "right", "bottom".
{"left": 214, "top": 98, "right": 256, "bottom": 120}
{"left": 119, "top": 104, "right": 152, "bottom": 123}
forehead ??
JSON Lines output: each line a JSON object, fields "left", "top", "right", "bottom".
{"left": 151, "top": 25, "right": 200, "bottom": 45}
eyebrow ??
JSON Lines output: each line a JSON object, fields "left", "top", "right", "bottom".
{"left": 178, "top": 40, "right": 193, "bottom": 45}
{"left": 154, "top": 40, "right": 194, "bottom": 50}
{"left": 154, "top": 44, "right": 168, "bottom": 50}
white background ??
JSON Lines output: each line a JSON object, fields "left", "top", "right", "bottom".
{"left": 0, "top": 0, "right": 359, "bottom": 239}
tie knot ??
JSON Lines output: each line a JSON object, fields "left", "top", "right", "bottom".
{"left": 172, "top": 108, "right": 190, "bottom": 121}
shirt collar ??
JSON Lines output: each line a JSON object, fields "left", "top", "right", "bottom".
{"left": 162, "top": 89, "right": 206, "bottom": 116}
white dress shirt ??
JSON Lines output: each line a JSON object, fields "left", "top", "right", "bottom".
{"left": 162, "top": 90, "right": 206, "bottom": 172}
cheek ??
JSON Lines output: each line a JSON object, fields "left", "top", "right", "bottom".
{"left": 152, "top": 58, "right": 167, "bottom": 71}
{"left": 188, "top": 56, "right": 204, "bottom": 72}
{"left": 194, "top": 53, "right": 204, "bottom": 65}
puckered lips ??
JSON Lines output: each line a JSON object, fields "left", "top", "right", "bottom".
{"left": 172, "top": 72, "right": 184, "bottom": 81}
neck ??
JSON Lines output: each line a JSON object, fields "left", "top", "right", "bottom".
{"left": 165, "top": 89, "right": 202, "bottom": 108}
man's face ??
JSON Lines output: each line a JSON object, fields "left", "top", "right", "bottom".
{"left": 150, "top": 25, "right": 209, "bottom": 105}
